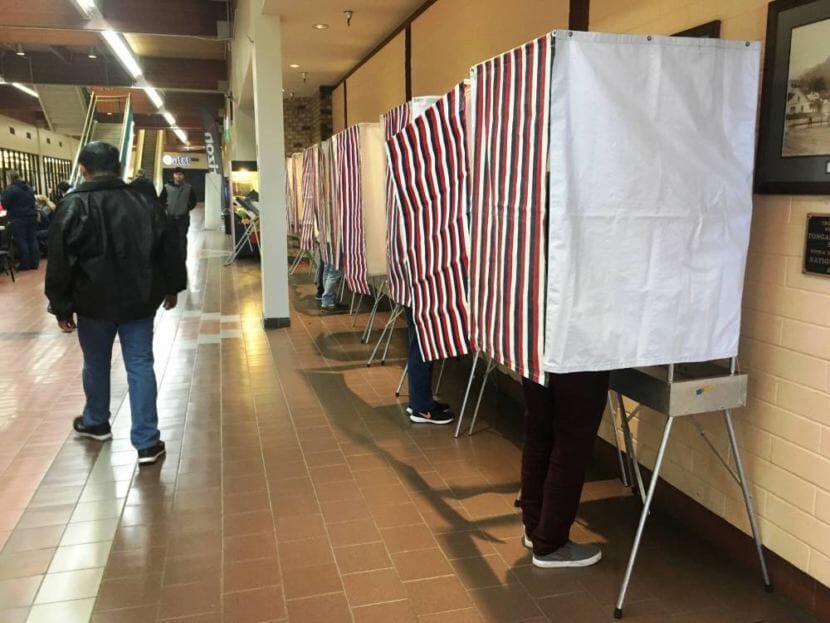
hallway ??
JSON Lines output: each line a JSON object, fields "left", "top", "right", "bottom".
{"left": 0, "top": 211, "right": 816, "bottom": 622}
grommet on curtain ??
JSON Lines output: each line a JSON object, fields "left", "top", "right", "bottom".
{"left": 647, "top": 35, "right": 653, "bottom": 41}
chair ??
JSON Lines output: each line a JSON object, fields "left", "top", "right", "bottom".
{"left": 0, "top": 226, "right": 15, "bottom": 282}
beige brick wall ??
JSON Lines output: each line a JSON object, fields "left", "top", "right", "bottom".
{"left": 283, "top": 96, "right": 314, "bottom": 154}
{"left": 591, "top": 0, "right": 830, "bottom": 586}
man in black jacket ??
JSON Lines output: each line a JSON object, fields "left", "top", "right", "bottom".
{"left": 1, "top": 171, "right": 39, "bottom": 270}
{"left": 159, "top": 167, "right": 197, "bottom": 258}
{"left": 46, "top": 142, "right": 187, "bottom": 465}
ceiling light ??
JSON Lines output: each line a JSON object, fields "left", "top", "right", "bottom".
{"left": 173, "top": 127, "right": 188, "bottom": 144}
{"left": 16, "top": 45, "right": 25, "bottom": 57}
{"left": 88, "top": 47, "right": 97, "bottom": 59}
{"left": 289, "top": 63, "right": 300, "bottom": 69}
{"left": 102, "top": 30, "right": 142, "bottom": 79}
{"left": 107, "top": 111, "right": 113, "bottom": 116}
{"left": 143, "top": 86, "right": 163, "bottom": 109}
{"left": 12, "top": 83, "right": 38, "bottom": 98}
{"left": 76, "top": 0, "right": 97, "bottom": 15}
{"left": 313, "top": 24, "right": 329, "bottom": 30}
{"left": 162, "top": 111, "right": 176, "bottom": 126}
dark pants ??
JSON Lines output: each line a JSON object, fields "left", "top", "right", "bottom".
{"left": 9, "top": 217, "right": 38, "bottom": 270}
{"left": 315, "top": 260, "right": 325, "bottom": 297}
{"left": 406, "top": 307, "right": 434, "bottom": 413}
{"left": 169, "top": 215, "right": 189, "bottom": 261}
{"left": 521, "top": 373, "right": 610, "bottom": 555}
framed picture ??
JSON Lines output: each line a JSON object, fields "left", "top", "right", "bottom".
{"left": 674, "top": 20, "right": 722, "bottom": 38}
{"left": 756, "top": 0, "right": 830, "bottom": 195}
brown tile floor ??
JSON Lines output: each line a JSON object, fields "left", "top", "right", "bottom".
{"left": 0, "top": 209, "right": 818, "bottom": 622}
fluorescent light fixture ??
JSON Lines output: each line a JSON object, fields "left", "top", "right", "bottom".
{"left": 88, "top": 47, "right": 97, "bottom": 59}
{"left": 162, "top": 111, "right": 176, "bottom": 126}
{"left": 77, "top": 0, "right": 97, "bottom": 14}
{"left": 16, "top": 45, "right": 25, "bottom": 57}
{"left": 143, "top": 86, "right": 163, "bottom": 109}
{"left": 173, "top": 127, "right": 188, "bottom": 144}
{"left": 12, "top": 83, "right": 38, "bottom": 98}
{"left": 102, "top": 30, "right": 142, "bottom": 78}
{"left": 289, "top": 63, "right": 300, "bottom": 69}
{"left": 313, "top": 24, "right": 329, "bottom": 29}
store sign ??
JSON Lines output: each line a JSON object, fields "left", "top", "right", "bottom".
{"left": 200, "top": 108, "right": 224, "bottom": 176}
{"left": 162, "top": 154, "right": 193, "bottom": 166}
{"left": 804, "top": 214, "right": 830, "bottom": 277}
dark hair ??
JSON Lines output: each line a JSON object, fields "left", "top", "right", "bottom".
{"left": 173, "top": 167, "right": 184, "bottom": 174}
{"left": 8, "top": 170, "right": 21, "bottom": 183}
{"left": 58, "top": 181, "right": 71, "bottom": 192}
{"left": 78, "top": 141, "right": 120, "bottom": 175}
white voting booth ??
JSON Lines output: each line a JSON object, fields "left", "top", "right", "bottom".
{"left": 204, "top": 172, "right": 223, "bottom": 231}
{"left": 540, "top": 32, "right": 767, "bottom": 618}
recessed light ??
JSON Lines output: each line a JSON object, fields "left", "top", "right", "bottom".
{"left": 88, "top": 47, "right": 97, "bottom": 59}
{"left": 313, "top": 24, "right": 329, "bottom": 30}
{"left": 289, "top": 63, "right": 300, "bottom": 69}
{"left": 16, "top": 45, "right": 25, "bottom": 57}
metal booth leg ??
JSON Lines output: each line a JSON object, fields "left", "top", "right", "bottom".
{"left": 338, "top": 276, "right": 346, "bottom": 303}
{"left": 616, "top": 392, "right": 647, "bottom": 503}
{"left": 614, "top": 416, "right": 675, "bottom": 619}
{"left": 454, "top": 351, "right": 480, "bottom": 438}
{"left": 608, "top": 391, "right": 631, "bottom": 488}
{"left": 380, "top": 308, "right": 401, "bottom": 365}
{"left": 468, "top": 359, "right": 496, "bottom": 435}
{"left": 433, "top": 359, "right": 447, "bottom": 396}
{"left": 724, "top": 408, "right": 773, "bottom": 592}
{"left": 367, "top": 304, "right": 402, "bottom": 367}
{"left": 395, "top": 363, "right": 408, "bottom": 397}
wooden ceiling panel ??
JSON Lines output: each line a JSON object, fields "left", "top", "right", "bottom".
{"left": 125, "top": 34, "right": 226, "bottom": 60}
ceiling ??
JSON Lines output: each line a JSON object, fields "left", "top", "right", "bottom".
{"left": 263, "top": 0, "right": 424, "bottom": 97}
{"left": 0, "top": 0, "right": 228, "bottom": 149}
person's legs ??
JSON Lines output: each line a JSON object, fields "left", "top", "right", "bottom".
{"left": 118, "top": 317, "right": 161, "bottom": 451}
{"left": 77, "top": 317, "right": 117, "bottom": 429}
{"left": 321, "top": 264, "right": 342, "bottom": 307}
{"left": 532, "top": 371, "right": 610, "bottom": 555}
{"left": 9, "top": 219, "right": 35, "bottom": 269}
{"left": 520, "top": 378, "right": 555, "bottom": 539}
{"left": 25, "top": 219, "right": 39, "bottom": 269}
{"left": 406, "top": 307, "right": 434, "bottom": 413}
{"left": 315, "top": 255, "right": 325, "bottom": 299}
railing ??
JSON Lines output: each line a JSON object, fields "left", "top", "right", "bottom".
{"left": 69, "top": 92, "right": 98, "bottom": 187}
{"left": 69, "top": 93, "right": 136, "bottom": 186}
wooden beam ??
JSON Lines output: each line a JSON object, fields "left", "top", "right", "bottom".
{"left": 569, "top": 0, "right": 591, "bottom": 31}
{"left": 0, "top": 52, "right": 226, "bottom": 91}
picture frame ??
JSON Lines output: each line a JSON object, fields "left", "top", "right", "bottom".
{"left": 755, "top": 0, "right": 830, "bottom": 195}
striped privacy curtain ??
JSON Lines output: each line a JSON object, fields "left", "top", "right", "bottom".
{"left": 300, "top": 145, "right": 318, "bottom": 252}
{"left": 336, "top": 126, "right": 370, "bottom": 295}
{"left": 469, "top": 33, "right": 553, "bottom": 384}
{"left": 386, "top": 84, "right": 472, "bottom": 362}
{"left": 383, "top": 103, "right": 412, "bottom": 307}
{"left": 317, "top": 140, "right": 335, "bottom": 266}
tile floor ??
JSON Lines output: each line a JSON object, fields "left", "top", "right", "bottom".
{"left": 0, "top": 209, "right": 818, "bottom": 622}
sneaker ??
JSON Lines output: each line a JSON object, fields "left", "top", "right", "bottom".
{"left": 409, "top": 408, "right": 454, "bottom": 425}
{"left": 522, "top": 531, "right": 533, "bottom": 549}
{"left": 137, "top": 441, "right": 166, "bottom": 466}
{"left": 406, "top": 401, "right": 451, "bottom": 416}
{"left": 532, "top": 541, "right": 602, "bottom": 569}
{"left": 73, "top": 416, "right": 113, "bottom": 441}
{"left": 321, "top": 303, "right": 349, "bottom": 314}
{"left": 314, "top": 293, "right": 324, "bottom": 301}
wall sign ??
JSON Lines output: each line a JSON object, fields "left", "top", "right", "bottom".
{"left": 162, "top": 154, "right": 194, "bottom": 166}
{"left": 805, "top": 213, "right": 830, "bottom": 276}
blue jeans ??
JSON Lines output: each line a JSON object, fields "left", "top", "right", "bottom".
{"left": 406, "top": 307, "right": 434, "bottom": 413}
{"left": 321, "top": 264, "right": 342, "bottom": 306}
{"left": 77, "top": 316, "right": 160, "bottom": 450}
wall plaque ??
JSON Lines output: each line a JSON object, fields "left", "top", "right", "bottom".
{"left": 805, "top": 213, "right": 830, "bottom": 277}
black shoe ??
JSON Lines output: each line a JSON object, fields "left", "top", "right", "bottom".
{"left": 410, "top": 408, "right": 454, "bottom": 425}
{"left": 137, "top": 441, "right": 166, "bottom": 465}
{"left": 321, "top": 303, "right": 349, "bottom": 314}
{"left": 407, "top": 401, "right": 451, "bottom": 416}
{"left": 73, "top": 416, "right": 113, "bottom": 441}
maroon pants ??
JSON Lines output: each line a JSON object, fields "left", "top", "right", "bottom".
{"left": 521, "top": 373, "right": 610, "bottom": 556}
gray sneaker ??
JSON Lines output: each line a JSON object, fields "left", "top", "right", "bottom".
{"left": 532, "top": 541, "right": 602, "bottom": 569}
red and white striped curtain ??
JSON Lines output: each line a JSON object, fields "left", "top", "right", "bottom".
{"left": 317, "top": 140, "right": 335, "bottom": 266}
{"left": 387, "top": 84, "right": 472, "bottom": 362}
{"left": 336, "top": 127, "right": 370, "bottom": 295}
{"left": 383, "top": 103, "right": 412, "bottom": 307}
{"left": 300, "top": 145, "right": 318, "bottom": 252}
{"left": 469, "top": 34, "right": 553, "bottom": 384}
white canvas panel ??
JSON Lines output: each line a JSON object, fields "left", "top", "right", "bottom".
{"left": 543, "top": 31, "right": 761, "bottom": 373}
{"left": 359, "top": 122, "right": 388, "bottom": 278}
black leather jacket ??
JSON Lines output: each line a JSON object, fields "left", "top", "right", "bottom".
{"left": 45, "top": 176, "right": 187, "bottom": 321}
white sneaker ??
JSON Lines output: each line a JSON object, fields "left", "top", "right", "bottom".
{"left": 522, "top": 532, "right": 533, "bottom": 549}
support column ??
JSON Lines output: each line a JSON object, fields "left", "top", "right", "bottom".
{"left": 232, "top": 108, "right": 257, "bottom": 162}
{"left": 252, "top": 13, "right": 290, "bottom": 328}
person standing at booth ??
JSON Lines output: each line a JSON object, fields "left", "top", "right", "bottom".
{"left": 1, "top": 170, "right": 39, "bottom": 271}
{"left": 130, "top": 169, "right": 159, "bottom": 202}
{"left": 405, "top": 308, "right": 453, "bottom": 425}
{"left": 46, "top": 141, "right": 187, "bottom": 465}
{"left": 520, "top": 373, "right": 610, "bottom": 568}
{"left": 160, "top": 166, "right": 197, "bottom": 257}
